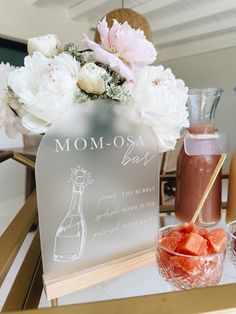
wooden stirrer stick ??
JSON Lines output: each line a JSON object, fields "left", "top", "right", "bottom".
{"left": 190, "top": 153, "right": 227, "bottom": 224}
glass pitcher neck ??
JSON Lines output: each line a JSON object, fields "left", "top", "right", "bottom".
{"left": 187, "top": 88, "right": 223, "bottom": 133}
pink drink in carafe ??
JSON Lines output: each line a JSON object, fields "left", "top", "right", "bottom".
{"left": 175, "top": 88, "right": 223, "bottom": 226}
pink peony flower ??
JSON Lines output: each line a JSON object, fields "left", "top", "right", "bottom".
{"left": 84, "top": 18, "right": 157, "bottom": 82}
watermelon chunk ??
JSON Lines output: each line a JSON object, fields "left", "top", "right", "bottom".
{"left": 171, "top": 255, "right": 201, "bottom": 273}
{"left": 159, "top": 232, "right": 183, "bottom": 251}
{"left": 195, "top": 227, "right": 209, "bottom": 239}
{"left": 177, "top": 232, "right": 206, "bottom": 256}
{"left": 176, "top": 223, "right": 198, "bottom": 234}
{"left": 176, "top": 223, "right": 189, "bottom": 232}
{"left": 206, "top": 228, "right": 227, "bottom": 253}
{"left": 168, "top": 229, "right": 183, "bottom": 238}
{"left": 157, "top": 248, "right": 171, "bottom": 266}
{"left": 197, "top": 238, "right": 208, "bottom": 256}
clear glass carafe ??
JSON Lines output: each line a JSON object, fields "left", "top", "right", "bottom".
{"left": 175, "top": 88, "right": 223, "bottom": 226}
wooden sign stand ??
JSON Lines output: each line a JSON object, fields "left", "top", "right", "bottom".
{"left": 43, "top": 247, "right": 155, "bottom": 305}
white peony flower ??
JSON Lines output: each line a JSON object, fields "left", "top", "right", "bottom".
{"left": 132, "top": 65, "right": 189, "bottom": 153}
{"left": 78, "top": 63, "right": 106, "bottom": 95}
{"left": 8, "top": 52, "right": 80, "bottom": 133}
{"left": 0, "top": 62, "right": 13, "bottom": 102}
{"left": 28, "top": 34, "right": 62, "bottom": 57}
{"left": 0, "top": 62, "right": 26, "bottom": 137}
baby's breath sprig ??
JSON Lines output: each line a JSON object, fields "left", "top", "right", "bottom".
{"left": 63, "top": 43, "right": 81, "bottom": 61}
{"left": 105, "top": 83, "right": 132, "bottom": 103}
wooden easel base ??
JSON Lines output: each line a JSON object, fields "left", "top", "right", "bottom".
{"left": 44, "top": 247, "right": 155, "bottom": 301}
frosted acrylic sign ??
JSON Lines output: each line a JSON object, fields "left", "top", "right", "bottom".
{"left": 36, "top": 100, "right": 159, "bottom": 278}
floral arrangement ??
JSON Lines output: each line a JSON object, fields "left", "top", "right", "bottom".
{"left": 0, "top": 18, "right": 189, "bottom": 152}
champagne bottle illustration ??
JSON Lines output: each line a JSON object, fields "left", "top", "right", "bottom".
{"left": 53, "top": 165, "right": 93, "bottom": 262}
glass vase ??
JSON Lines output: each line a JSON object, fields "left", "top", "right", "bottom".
{"left": 175, "top": 88, "right": 223, "bottom": 226}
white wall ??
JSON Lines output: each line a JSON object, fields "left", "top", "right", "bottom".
{"left": 0, "top": 0, "right": 92, "bottom": 203}
{"left": 161, "top": 46, "right": 236, "bottom": 170}
{"left": 0, "top": 0, "right": 92, "bottom": 45}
